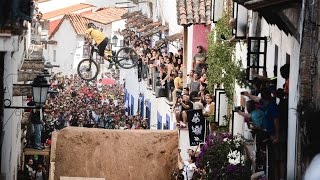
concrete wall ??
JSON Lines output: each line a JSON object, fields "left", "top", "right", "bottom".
{"left": 1, "top": 38, "right": 24, "bottom": 180}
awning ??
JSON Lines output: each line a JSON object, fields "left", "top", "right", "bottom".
{"left": 155, "top": 33, "right": 183, "bottom": 48}
{"left": 143, "top": 25, "right": 169, "bottom": 37}
{"left": 136, "top": 21, "right": 162, "bottom": 33}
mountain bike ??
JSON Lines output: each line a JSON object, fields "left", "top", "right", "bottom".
{"left": 77, "top": 43, "right": 138, "bottom": 81}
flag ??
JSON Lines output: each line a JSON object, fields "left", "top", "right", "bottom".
{"left": 187, "top": 109, "right": 206, "bottom": 146}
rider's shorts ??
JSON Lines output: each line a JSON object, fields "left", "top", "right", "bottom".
{"left": 97, "top": 37, "right": 109, "bottom": 56}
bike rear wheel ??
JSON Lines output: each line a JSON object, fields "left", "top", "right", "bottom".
{"left": 115, "top": 47, "right": 138, "bottom": 69}
{"left": 77, "top": 59, "right": 99, "bottom": 81}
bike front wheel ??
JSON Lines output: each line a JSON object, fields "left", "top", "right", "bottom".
{"left": 77, "top": 59, "right": 99, "bottom": 81}
{"left": 115, "top": 47, "right": 138, "bottom": 69}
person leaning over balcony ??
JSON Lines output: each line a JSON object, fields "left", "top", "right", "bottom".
{"left": 242, "top": 88, "right": 279, "bottom": 180}
{"left": 85, "top": 22, "right": 109, "bottom": 60}
{"left": 236, "top": 100, "right": 264, "bottom": 128}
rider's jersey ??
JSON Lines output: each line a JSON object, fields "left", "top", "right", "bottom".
{"left": 86, "top": 28, "right": 106, "bottom": 45}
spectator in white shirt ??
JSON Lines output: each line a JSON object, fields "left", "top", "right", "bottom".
{"left": 178, "top": 149, "right": 197, "bottom": 180}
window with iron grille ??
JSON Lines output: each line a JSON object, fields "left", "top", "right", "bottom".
{"left": 246, "top": 37, "right": 267, "bottom": 82}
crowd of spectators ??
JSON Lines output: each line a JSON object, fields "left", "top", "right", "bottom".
{"left": 236, "top": 63, "right": 290, "bottom": 180}
{"left": 22, "top": 71, "right": 149, "bottom": 179}
{"left": 121, "top": 29, "right": 215, "bottom": 131}
{"left": 43, "top": 73, "right": 149, "bottom": 131}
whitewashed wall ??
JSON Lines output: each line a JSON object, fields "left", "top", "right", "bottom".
{"left": 186, "top": 25, "right": 194, "bottom": 76}
{"left": 48, "top": 19, "right": 78, "bottom": 75}
{"left": 155, "top": 0, "right": 183, "bottom": 52}
{"left": 122, "top": 68, "right": 140, "bottom": 116}
{"left": 1, "top": 41, "right": 24, "bottom": 180}
{"left": 111, "top": 19, "right": 126, "bottom": 52}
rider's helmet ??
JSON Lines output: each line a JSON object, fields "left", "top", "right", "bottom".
{"left": 87, "top": 22, "right": 96, "bottom": 29}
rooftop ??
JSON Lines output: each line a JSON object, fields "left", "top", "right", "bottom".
{"left": 83, "top": 8, "right": 127, "bottom": 25}
{"left": 42, "top": 3, "right": 94, "bottom": 20}
{"left": 49, "top": 13, "right": 89, "bottom": 39}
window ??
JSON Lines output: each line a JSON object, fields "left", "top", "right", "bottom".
{"left": 232, "top": 2, "right": 248, "bottom": 39}
{"left": 53, "top": 50, "right": 56, "bottom": 62}
{"left": 40, "top": 20, "right": 49, "bottom": 30}
{"left": 246, "top": 37, "right": 267, "bottom": 82}
{"left": 286, "top": 53, "right": 290, "bottom": 64}
{"left": 157, "top": 112, "right": 162, "bottom": 130}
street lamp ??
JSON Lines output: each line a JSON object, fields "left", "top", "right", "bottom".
{"left": 112, "top": 35, "right": 118, "bottom": 47}
{"left": 4, "top": 75, "right": 51, "bottom": 109}
{"left": 32, "top": 75, "right": 50, "bottom": 107}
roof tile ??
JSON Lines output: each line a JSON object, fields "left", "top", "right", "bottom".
{"left": 49, "top": 13, "right": 89, "bottom": 39}
{"left": 177, "top": 0, "right": 211, "bottom": 26}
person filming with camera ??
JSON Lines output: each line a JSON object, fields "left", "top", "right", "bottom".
{"left": 175, "top": 94, "right": 193, "bottom": 128}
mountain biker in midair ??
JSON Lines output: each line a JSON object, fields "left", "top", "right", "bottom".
{"left": 85, "top": 22, "right": 113, "bottom": 65}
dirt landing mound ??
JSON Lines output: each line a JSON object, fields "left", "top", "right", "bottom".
{"left": 51, "top": 127, "right": 178, "bottom": 180}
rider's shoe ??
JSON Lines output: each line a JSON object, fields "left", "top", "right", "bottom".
{"left": 108, "top": 62, "right": 114, "bottom": 69}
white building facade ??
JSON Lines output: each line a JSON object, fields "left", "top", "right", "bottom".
{"left": 0, "top": 36, "right": 25, "bottom": 180}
